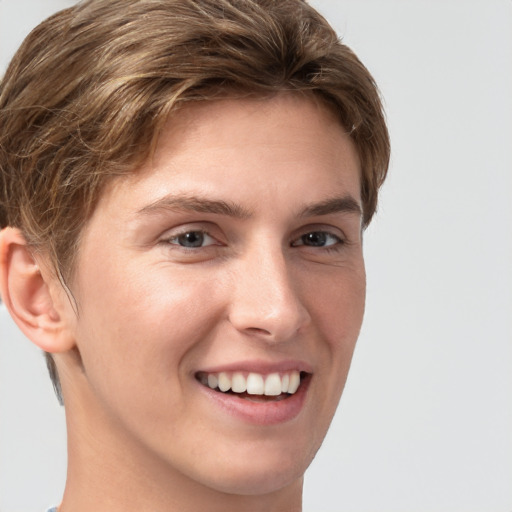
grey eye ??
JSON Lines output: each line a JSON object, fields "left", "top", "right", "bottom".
{"left": 169, "top": 231, "right": 216, "bottom": 248}
{"left": 295, "top": 232, "right": 341, "bottom": 247}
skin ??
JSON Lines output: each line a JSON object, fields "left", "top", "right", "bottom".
{"left": 1, "top": 93, "right": 365, "bottom": 512}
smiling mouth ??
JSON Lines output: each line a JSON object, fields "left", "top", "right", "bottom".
{"left": 195, "top": 370, "right": 309, "bottom": 402}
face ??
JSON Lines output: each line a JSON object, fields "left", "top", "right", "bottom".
{"left": 62, "top": 94, "right": 365, "bottom": 497}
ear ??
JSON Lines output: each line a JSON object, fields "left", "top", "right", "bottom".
{"left": 0, "top": 227, "right": 76, "bottom": 353}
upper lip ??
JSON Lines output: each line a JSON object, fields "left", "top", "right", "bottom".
{"left": 195, "top": 359, "right": 313, "bottom": 376}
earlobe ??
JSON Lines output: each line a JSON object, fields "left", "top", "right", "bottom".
{"left": 0, "top": 227, "right": 76, "bottom": 353}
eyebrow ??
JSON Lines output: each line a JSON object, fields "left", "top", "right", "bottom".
{"left": 137, "top": 194, "right": 251, "bottom": 219}
{"left": 137, "top": 193, "right": 362, "bottom": 219}
{"left": 299, "top": 196, "right": 363, "bottom": 218}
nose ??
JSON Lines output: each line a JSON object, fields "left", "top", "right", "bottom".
{"left": 228, "top": 244, "right": 311, "bottom": 343}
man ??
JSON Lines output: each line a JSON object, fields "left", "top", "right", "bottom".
{"left": 0, "top": 1, "right": 389, "bottom": 510}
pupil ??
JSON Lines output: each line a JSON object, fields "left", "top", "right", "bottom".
{"left": 178, "top": 232, "right": 203, "bottom": 247}
{"left": 303, "top": 232, "right": 326, "bottom": 246}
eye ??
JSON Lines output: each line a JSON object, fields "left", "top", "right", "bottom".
{"left": 167, "top": 230, "right": 217, "bottom": 248}
{"left": 292, "top": 231, "right": 342, "bottom": 248}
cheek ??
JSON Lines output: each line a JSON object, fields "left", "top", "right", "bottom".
{"left": 72, "top": 258, "right": 222, "bottom": 392}
{"left": 307, "top": 265, "right": 366, "bottom": 403}
{"left": 79, "top": 254, "right": 211, "bottom": 328}
{"left": 310, "top": 264, "right": 366, "bottom": 345}
{"left": 69, "top": 262, "right": 228, "bottom": 447}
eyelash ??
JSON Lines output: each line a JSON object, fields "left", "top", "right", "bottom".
{"left": 164, "top": 228, "right": 346, "bottom": 251}
{"left": 291, "top": 231, "right": 344, "bottom": 250}
{"left": 165, "top": 229, "right": 218, "bottom": 249}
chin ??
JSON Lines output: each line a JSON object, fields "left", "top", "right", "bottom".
{"left": 205, "top": 465, "right": 304, "bottom": 497}
{"left": 192, "top": 441, "right": 314, "bottom": 496}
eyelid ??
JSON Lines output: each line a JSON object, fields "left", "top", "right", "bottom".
{"left": 160, "top": 223, "right": 224, "bottom": 248}
{"left": 292, "top": 223, "right": 346, "bottom": 241}
{"left": 167, "top": 230, "right": 217, "bottom": 247}
{"left": 291, "top": 231, "right": 344, "bottom": 248}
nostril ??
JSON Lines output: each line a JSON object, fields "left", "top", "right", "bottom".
{"left": 244, "top": 326, "right": 272, "bottom": 336}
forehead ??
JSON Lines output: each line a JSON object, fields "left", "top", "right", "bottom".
{"left": 152, "top": 93, "right": 350, "bottom": 159}
{"left": 142, "top": 94, "right": 355, "bottom": 183}
{"left": 92, "top": 92, "right": 361, "bottom": 221}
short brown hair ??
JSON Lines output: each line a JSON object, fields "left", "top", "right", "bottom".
{"left": 0, "top": 0, "right": 390, "bottom": 401}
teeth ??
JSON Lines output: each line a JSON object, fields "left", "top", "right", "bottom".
{"left": 288, "top": 371, "right": 300, "bottom": 394}
{"left": 202, "top": 370, "right": 304, "bottom": 396}
{"left": 246, "top": 373, "right": 264, "bottom": 395}
{"left": 207, "top": 373, "right": 218, "bottom": 389}
{"left": 264, "top": 373, "right": 282, "bottom": 396}
{"left": 281, "top": 373, "right": 289, "bottom": 393}
{"left": 218, "top": 372, "right": 231, "bottom": 392}
{"left": 231, "top": 372, "right": 246, "bottom": 393}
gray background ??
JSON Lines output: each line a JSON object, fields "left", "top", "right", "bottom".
{"left": 1, "top": 1, "right": 511, "bottom": 511}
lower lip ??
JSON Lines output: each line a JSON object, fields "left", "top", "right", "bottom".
{"left": 197, "top": 375, "right": 311, "bottom": 426}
